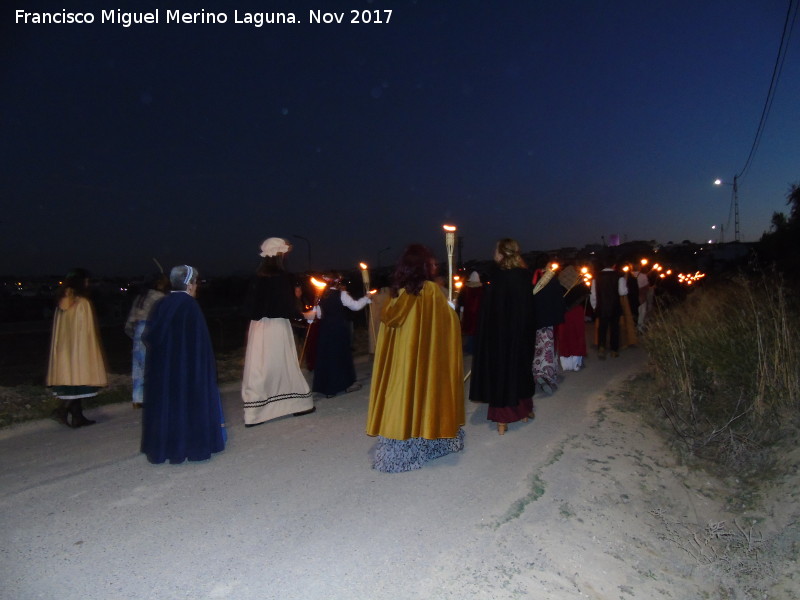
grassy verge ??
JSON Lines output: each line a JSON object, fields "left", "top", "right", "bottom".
{"left": 612, "top": 270, "right": 800, "bottom": 598}
{"left": 0, "top": 327, "right": 369, "bottom": 429}
{"left": 0, "top": 348, "right": 247, "bottom": 428}
{"left": 642, "top": 272, "right": 800, "bottom": 475}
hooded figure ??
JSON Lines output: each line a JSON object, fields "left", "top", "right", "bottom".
{"left": 141, "top": 265, "right": 226, "bottom": 464}
{"left": 47, "top": 268, "right": 108, "bottom": 428}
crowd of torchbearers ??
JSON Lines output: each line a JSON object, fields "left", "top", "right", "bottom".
{"left": 44, "top": 226, "right": 701, "bottom": 473}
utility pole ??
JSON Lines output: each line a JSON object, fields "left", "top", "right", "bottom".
{"left": 733, "top": 175, "right": 740, "bottom": 242}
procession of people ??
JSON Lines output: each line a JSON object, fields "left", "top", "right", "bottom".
{"left": 45, "top": 234, "right": 651, "bottom": 471}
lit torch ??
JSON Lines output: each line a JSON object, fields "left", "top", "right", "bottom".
{"left": 358, "top": 262, "right": 370, "bottom": 290}
{"left": 299, "top": 276, "right": 328, "bottom": 367}
{"left": 534, "top": 260, "right": 559, "bottom": 295}
{"left": 359, "top": 262, "right": 375, "bottom": 346}
{"left": 309, "top": 276, "right": 327, "bottom": 300}
{"left": 582, "top": 267, "right": 593, "bottom": 288}
{"left": 443, "top": 224, "right": 457, "bottom": 302}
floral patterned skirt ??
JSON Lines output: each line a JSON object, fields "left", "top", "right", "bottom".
{"left": 372, "top": 428, "right": 465, "bottom": 473}
{"left": 533, "top": 326, "right": 558, "bottom": 388}
{"left": 131, "top": 320, "right": 147, "bottom": 404}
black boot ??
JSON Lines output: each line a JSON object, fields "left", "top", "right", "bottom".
{"left": 69, "top": 399, "right": 96, "bottom": 428}
{"left": 50, "top": 400, "right": 70, "bottom": 427}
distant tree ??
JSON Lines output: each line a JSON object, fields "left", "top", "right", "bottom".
{"left": 769, "top": 211, "right": 788, "bottom": 233}
{"left": 758, "top": 180, "right": 800, "bottom": 287}
{"left": 786, "top": 182, "right": 800, "bottom": 225}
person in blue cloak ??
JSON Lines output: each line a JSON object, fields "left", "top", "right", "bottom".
{"left": 141, "top": 265, "right": 226, "bottom": 464}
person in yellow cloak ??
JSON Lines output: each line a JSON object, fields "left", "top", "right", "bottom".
{"left": 366, "top": 244, "right": 465, "bottom": 472}
{"left": 46, "top": 268, "right": 108, "bottom": 427}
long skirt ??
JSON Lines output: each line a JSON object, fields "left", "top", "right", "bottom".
{"left": 533, "top": 326, "right": 558, "bottom": 389}
{"left": 556, "top": 305, "right": 586, "bottom": 371}
{"left": 312, "top": 320, "right": 356, "bottom": 396}
{"left": 620, "top": 298, "right": 638, "bottom": 348}
{"left": 487, "top": 397, "right": 534, "bottom": 424}
{"left": 131, "top": 320, "right": 146, "bottom": 404}
{"left": 372, "top": 428, "right": 465, "bottom": 473}
{"left": 242, "top": 318, "right": 313, "bottom": 425}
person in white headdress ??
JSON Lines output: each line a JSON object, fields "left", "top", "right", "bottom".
{"left": 242, "top": 238, "right": 316, "bottom": 426}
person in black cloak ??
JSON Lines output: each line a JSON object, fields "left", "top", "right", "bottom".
{"left": 590, "top": 254, "right": 624, "bottom": 360}
{"left": 141, "top": 265, "right": 226, "bottom": 464}
{"left": 469, "top": 238, "right": 537, "bottom": 435}
{"left": 311, "top": 272, "right": 371, "bottom": 397}
{"left": 532, "top": 256, "right": 566, "bottom": 395}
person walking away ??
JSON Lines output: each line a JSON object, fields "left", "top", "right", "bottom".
{"left": 532, "top": 257, "right": 566, "bottom": 395}
{"left": 242, "top": 238, "right": 315, "bottom": 426}
{"left": 124, "top": 274, "right": 169, "bottom": 409}
{"left": 469, "top": 238, "right": 536, "bottom": 435}
{"left": 141, "top": 265, "right": 226, "bottom": 464}
{"left": 619, "top": 264, "right": 638, "bottom": 348}
{"left": 555, "top": 264, "right": 589, "bottom": 372}
{"left": 633, "top": 265, "right": 650, "bottom": 331}
{"left": 312, "top": 272, "right": 371, "bottom": 397}
{"left": 46, "top": 268, "right": 108, "bottom": 428}
{"left": 590, "top": 256, "right": 624, "bottom": 359}
{"left": 366, "top": 244, "right": 465, "bottom": 472}
{"left": 456, "top": 270, "right": 484, "bottom": 354}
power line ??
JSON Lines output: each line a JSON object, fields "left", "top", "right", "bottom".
{"left": 737, "top": 0, "right": 799, "bottom": 181}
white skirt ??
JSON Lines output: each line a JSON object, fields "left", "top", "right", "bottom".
{"left": 242, "top": 318, "right": 313, "bottom": 425}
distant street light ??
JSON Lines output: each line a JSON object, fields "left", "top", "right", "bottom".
{"left": 292, "top": 234, "right": 311, "bottom": 271}
{"left": 711, "top": 224, "right": 724, "bottom": 244}
{"left": 713, "top": 176, "right": 739, "bottom": 241}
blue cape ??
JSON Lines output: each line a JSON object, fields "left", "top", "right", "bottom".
{"left": 141, "top": 292, "right": 226, "bottom": 464}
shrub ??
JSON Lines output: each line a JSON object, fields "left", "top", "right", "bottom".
{"left": 644, "top": 271, "right": 800, "bottom": 471}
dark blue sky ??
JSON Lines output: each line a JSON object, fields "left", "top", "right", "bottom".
{"left": 2, "top": 0, "right": 798, "bottom": 276}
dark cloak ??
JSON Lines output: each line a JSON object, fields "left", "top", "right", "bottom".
{"left": 595, "top": 270, "right": 622, "bottom": 319}
{"left": 141, "top": 292, "right": 226, "bottom": 464}
{"left": 533, "top": 276, "right": 566, "bottom": 329}
{"left": 469, "top": 265, "right": 536, "bottom": 407}
{"left": 312, "top": 289, "right": 356, "bottom": 396}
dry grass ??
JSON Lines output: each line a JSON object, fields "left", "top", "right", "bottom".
{"left": 0, "top": 325, "right": 371, "bottom": 429}
{"left": 0, "top": 374, "right": 133, "bottom": 429}
{"left": 642, "top": 271, "right": 800, "bottom": 473}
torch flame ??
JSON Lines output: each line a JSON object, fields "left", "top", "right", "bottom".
{"left": 443, "top": 224, "right": 457, "bottom": 232}
{"left": 359, "top": 262, "right": 368, "bottom": 270}
{"left": 310, "top": 277, "right": 327, "bottom": 290}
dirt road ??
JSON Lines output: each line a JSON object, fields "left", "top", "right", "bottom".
{"left": 2, "top": 346, "right": 756, "bottom": 599}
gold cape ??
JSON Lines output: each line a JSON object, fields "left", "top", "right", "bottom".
{"left": 366, "top": 280, "right": 464, "bottom": 440}
{"left": 46, "top": 295, "right": 108, "bottom": 387}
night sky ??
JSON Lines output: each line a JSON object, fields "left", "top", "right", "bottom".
{"left": 3, "top": 0, "right": 798, "bottom": 277}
